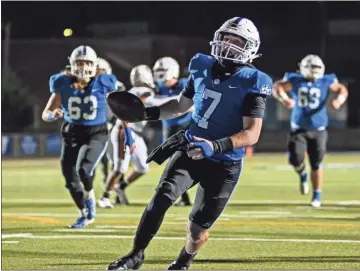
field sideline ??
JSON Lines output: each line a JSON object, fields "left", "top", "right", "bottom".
{"left": 2, "top": 153, "right": 360, "bottom": 270}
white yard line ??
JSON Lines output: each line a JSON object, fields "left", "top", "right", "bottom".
{"left": 3, "top": 212, "right": 358, "bottom": 220}
{"left": 3, "top": 199, "right": 360, "bottom": 205}
{"left": 3, "top": 234, "right": 360, "bottom": 244}
{"left": 1, "top": 233, "right": 33, "bottom": 239}
{"left": 2, "top": 241, "right": 20, "bottom": 244}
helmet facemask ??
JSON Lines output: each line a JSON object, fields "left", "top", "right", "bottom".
{"left": 211, "top": 31, "right": 259, "bottom": 64}
{"left": 71, "top": 60, "right": 97, "bottom": 81}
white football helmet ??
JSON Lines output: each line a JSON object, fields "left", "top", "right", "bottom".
{"left": 210, "top": 17, "right": 260, "bottom": 64}
{"left": 131, "top": 64, "right": 155, "bottom": 88}
{"left": 152, "top": 57, "right": 180, "bottom": 82}
{"left": 97, "top": 57, "right": 112, "bottom": 74}
{"left": 299, "top": 54, "right": 325, "bottom": 80}
{"left": 69, "top": 45, "right": 98, "bottom": 80}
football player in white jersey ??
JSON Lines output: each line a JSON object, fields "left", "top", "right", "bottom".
{"left": 98, "top": 64, "right": 155, "bottom": 208}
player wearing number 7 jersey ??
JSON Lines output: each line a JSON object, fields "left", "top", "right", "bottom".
{"left": 273, "top": 54, "right": 348, "bottom": 208}
{"left": 107, "top": 17, "right": 273, "bottom": 270}
{"left": 42, "top": 45, "right": 133, "bottom": 228}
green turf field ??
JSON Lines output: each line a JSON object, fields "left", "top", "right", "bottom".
{"left": 2, "top": 153, "right": 360, "bottom": 270}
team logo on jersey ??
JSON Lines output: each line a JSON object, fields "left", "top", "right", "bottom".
{"left": 260, "top": 84, "right": 272, "bottom": 95}
{"left": 213, "top": 79, "right": 220, "bottom": 85}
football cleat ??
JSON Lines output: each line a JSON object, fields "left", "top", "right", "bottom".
{"left": 69, "top": 216, "right": 94, "bottom": 228}
{"left": 98, "top": 197, "right": 114, "bottom": 208}
{"left": 168, "top": 261, "right": 190, "bottom": 270}
{"left": 299, "top": 173, "right": 309, "bottom": 195}
{"left": 311, "top": 200, "right": 321, "bottom": 208}
{"left": 107, "top": 251, "right": 144, "bottom": 270}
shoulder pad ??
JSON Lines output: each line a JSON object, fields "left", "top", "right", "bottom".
{"left": 324, "top": 73, "right": 338, "bottom": 84}
{"left": 248, "top": 71, "right": 273, "bottom": 96}
{"left": 188, "top": 53, "right": 214, "bottom": 74}
{"left": 99, "top": 73, "right": 118, "bottom": 91}
{"left": 49, "top": 73, "right": 69, "bottom": 93}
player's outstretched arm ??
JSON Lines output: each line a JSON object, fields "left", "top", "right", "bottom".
{"left": 329, "top": 82, "right": 348, "bottom": 110}
{"left": 273, "top": 80, "right": 295, "bottom": 109}
{"left": 145, "top": 93, "right": 194, "bottom": 121}
{"left": 42, "top": 93, "right": 63, "bottom": 122}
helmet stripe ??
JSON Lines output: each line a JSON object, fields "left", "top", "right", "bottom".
{"left": 83, "top": 46, "right": 87, "bottom": 55}
{"left": 234, "top": 17, "right": 243, "bottom": 24}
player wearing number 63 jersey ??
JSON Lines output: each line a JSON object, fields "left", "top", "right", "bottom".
{"left": 273, "top": 54, "right": 348, "bottom": 208}
{"left": 42, "top": 45, "right": 130, "bottom": 229}
{"left": 108, "top": 17, "right": 273, "bottom": 270}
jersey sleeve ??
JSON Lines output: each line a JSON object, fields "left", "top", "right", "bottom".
{"left": 180, "top": 75, "right": 195, "bottom": 99}
{"left": 100, "top": 73, "right": 118, "bottom": 92}
{"left": 241, "top": 94, "right": 267, "bottom": 118}
{"left": 247, "top": 72, "right": 273, "bottom": 97}
{"left": 49, "top": 73, "right": 66, "bottom": 94}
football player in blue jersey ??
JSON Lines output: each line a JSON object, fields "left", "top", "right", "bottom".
{"left": 273, "top": 54, "right": 348, "bottom": 208}
{"left": 107, "top": 17, "right": 273, "bottom": 270}
{"left": 153, "top": 57, "right": 194, "bottom": 206}
{"left": 42, "top": 45, "right": 134, "bottom": 228}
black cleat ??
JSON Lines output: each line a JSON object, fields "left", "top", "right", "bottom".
{"left": 168, "top": 247, "right": 196, "bottom": 270}
{"left": 107, "top": 251, "right": 144, "bottom": 270}
{"left": 168, "top": 261, "right": 189, "bottom": 270}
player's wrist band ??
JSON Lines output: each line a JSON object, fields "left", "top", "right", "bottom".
{"left": 278, "top": 91, "right": 289, "bottom": 102}
{"left": 212, "top": 137, "right": 233, "bottom": 154}
{"left": 337, "top": 94, "right": 346, "bottom": 104}
{"left": 145, "top": 106, "right": 160, "bottom": 121}
{"left": 47, "top": 112, "right": 58, "bottom": 121}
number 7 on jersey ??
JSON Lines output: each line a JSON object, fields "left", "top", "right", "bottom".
{"left": 198, "top": 88, "right": 222, "bottom": 129}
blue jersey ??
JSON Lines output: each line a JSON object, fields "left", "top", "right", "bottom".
{"left": 156, "top": 78, "right": 192, "bottom": 127}
{"left": 49, "top": 73, "right": 117, "bottom": 126}
{"left": 284, "top": 72, "right": 338, "bottom": 130}
{"left": 187, "top": 53, "right": 273, "bottom": 162}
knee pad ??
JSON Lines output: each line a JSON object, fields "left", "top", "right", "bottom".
{"left": 288, "top": 151, "right": 305, "bottom": 168}
{"left": 146, "top": 188, "right": 173, "bottom": 214}
{"left": 77, "top": 167, "right": 88, "bottom": 180}
{"left": 310, "top": 160, "right": 323, "bottom": 171}
{"left": 65, "top": 180, "right": 82, "bottom": 193}
{"left": 155, "top": 180, "right": 180, "bottom": 204}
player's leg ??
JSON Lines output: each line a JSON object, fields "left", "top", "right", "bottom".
{"left": 99, "top": 127, "right": 130, "bottom": 207}
{"left": 307, "top": 130, "right": 328, "bottom": 208}
{"left": 169, "top": 159, "right": 242, "bottom": 270}
{"left": 116, "top": 133, "right": 149, "bottom": 204}
{"left": 60, "top": 136, "right": 90, "bottom": 228}
{"left": 107, "top": 151, "right": 198, "bottom": 270}
{"left": 288, "top": 130, "right": 309, "bottom": 195}
{"left": 101, "top": 151, "right": 109, "bottom": 184}
{"left": 76, "top": 132, "right": 108, "bottom": 222}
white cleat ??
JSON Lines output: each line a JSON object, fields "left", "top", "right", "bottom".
{"left": 300, "top": 182, "right": 309, "bottom": 195}
{"left": 97, "top": 197, "right": 114, "bottom": 208}
{"left": 311, "top": 200, "right": 321, "bottom": 208}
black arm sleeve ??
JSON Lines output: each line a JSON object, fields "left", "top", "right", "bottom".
{"left": 180, "top": 75, "right": 195, "bottom": 99}
{"left": 241, "top": 94, "right": 267, "bottom": 118}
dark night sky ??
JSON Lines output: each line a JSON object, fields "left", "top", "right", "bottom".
{"left": 2, "top": 1, "right": 360, "bottom": 39}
